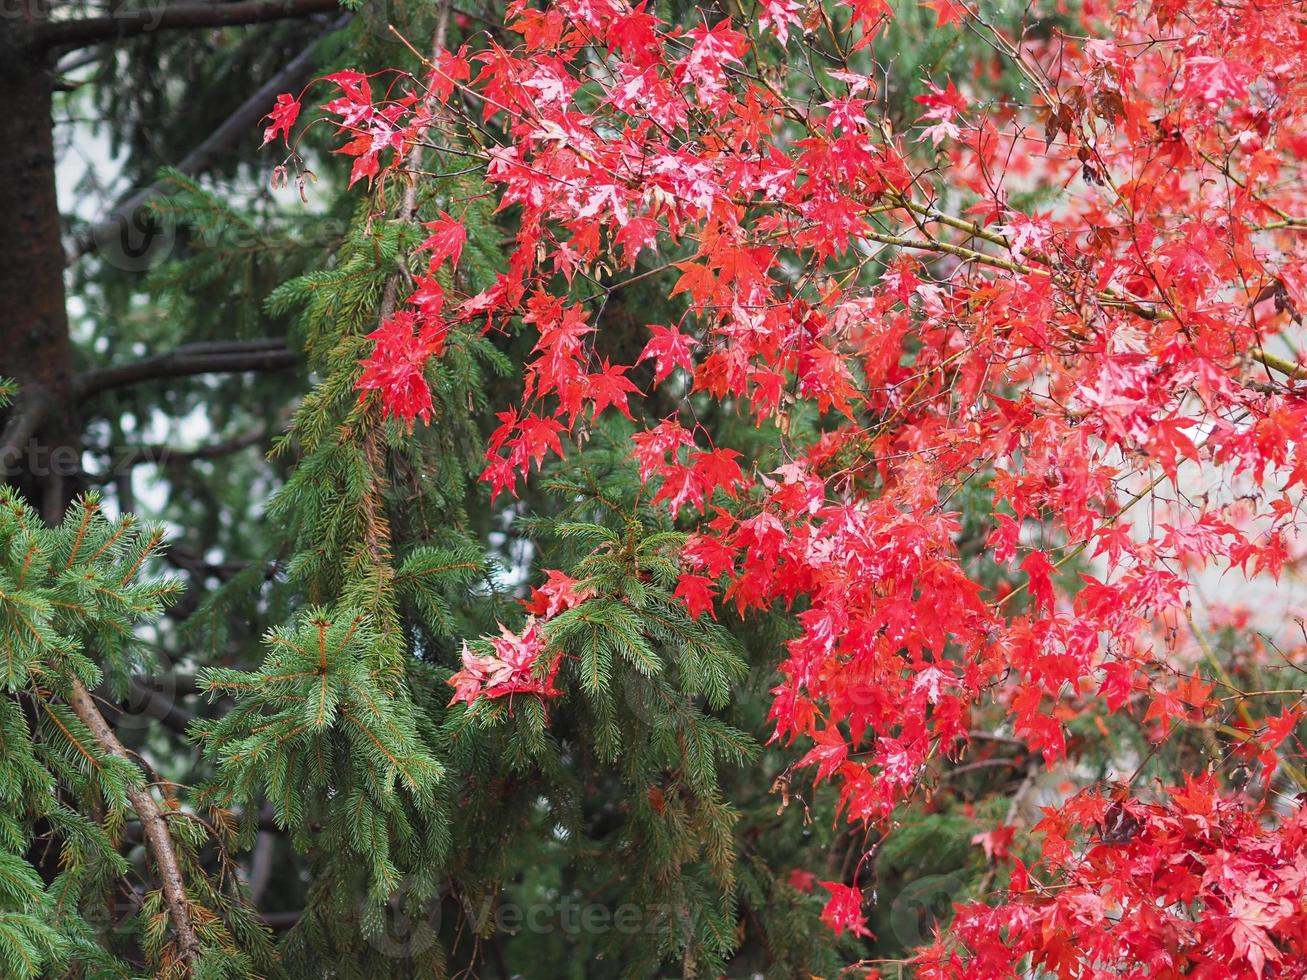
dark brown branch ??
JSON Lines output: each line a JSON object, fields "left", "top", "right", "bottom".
{"left": 65, "top": 13, "right": 351, "bottom": 264}
{"left": 0, "top": 387, "right": 54, "bottom": 464}
{"left": 127, "top": 679, "right": 194, "bottom": 734}
{"left": 945, "top": 758, "right": 1024, "bottom": 779}
{"left": 66, "top": 678, "right": 203, "bottom": 966}
{"left": 140, "top": 670, "right": 202, "bottom": 698}
{"left": 76, "top": 340, "right": 296, "bottom": 397}
{"left": 164, "top": 542, "right": 257, "bottom": 581}
{"left": 38, "top": 0, "right": 342, "bottom": 51}
{"left": 965, "top": 730, "right": 1029, "bottom": 749}
{"left": 89, "top": 429, "right": 266, "bottom": 476}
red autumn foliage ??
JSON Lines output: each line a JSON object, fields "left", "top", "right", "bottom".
{"left": 266, "top": 0, "right": 1307, "bottom": 973}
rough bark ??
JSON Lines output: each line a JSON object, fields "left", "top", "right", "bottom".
{"left": 0, "top": 15, "right": 80, "bottom": 522}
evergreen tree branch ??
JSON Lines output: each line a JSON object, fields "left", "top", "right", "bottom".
{"left": 356, "top": 0, "right": 453, "bottom": 564}
{"left": 163, "top": 542, "right": 258, "bottom": 581}
{"left": 65, "top": 678, "right": 203, "bottom": 969}
{"left": 76, "top": 340, "right": 296, "bottom": 397}
{"left": 64, "top": 13, "right": 351, "bottom": 265}
{"left": 0, "top": 387, "right": 53, "bottom": 464}
{"left": 90, "top": 429, "right": 267, "bottom": 474}
{"left": 37, "top": 0, "right": 343, "bottom": 52}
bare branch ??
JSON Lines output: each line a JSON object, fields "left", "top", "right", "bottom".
{"left": 164, "top": 541, "right": 259, "bottom": 581}
{"left": 66, "top": 678, "right": 203, "bottom": 966}
{"left": 65, "top": 14, "right": 351, "bottom": 264}
{"left": 0, "top": 386, "right": 54, "bottom": 464}
{"left": 38, "top": 0, "right": 342, "bottom": 52}
{"left": 89, "top": 429, "right": 267, "bottom": 476}
{"left": 76, "top": 340, "right": 297, "bottom": 397}
{"left": 94, "top": 677, "right": 196, "bottom": 736}
{"left": 246, "top": 831, "right": 276, "bottom": 903}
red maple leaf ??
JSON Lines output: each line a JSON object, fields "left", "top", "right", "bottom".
{"left": 638, "top": 324, "right": 697, "bottom": 385}
{"left": 673, "top": 573, "right": 717, "bottom": 620}
{"left": 920, "top": 0, "right": 968, "bottom": 28}
{"left": 419, "top": 212, "right": 467, "bottom": 273}
{"left": 798, "top": 725, "right": 848, "bottom": 784}
{"left": 818, "top": 882, "right": 873, "bottom": 938}
{"left": 522, "top": 569, "right": 595, "bottom": 618}
{"left": 261, "top": 93, "right": 300, "bottom": 147}
{"left": 356, "top": 311, "right": 445, "bottom": 425}
{"left": 585, "top": 360, "right": 640, "bottom": 419}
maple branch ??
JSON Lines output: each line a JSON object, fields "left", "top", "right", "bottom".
{"left": 898, "top": 198, "right": 1023, "bottom": 254}
{"left": 76, "top": 340, "right": 297, "bottom": 397}
{"left": 1186, "top": 611, "right": 1307, "bottom": 791}
{"left": 1250, "top": 346, "right": 1307, "bottom": 381}
{"left": 37, "top": 0, "right": 343, "bottom": 51}
{"left": 1195, "top": 147, "right": 1306, "bottom": 227}
{"left": 861, "top": 229, "right": 1036, "bottom": 277}
{"left": 946, "top": 757, "right": 1024, "bottom": 779}
{"left": 65, "top": 14, "right": 350, "bottom": 265}
{"left": 376, "top": 5, "right": 454, "bottom": 316}
{"left": 863, "top": 211, "right": 1165, "bottom": 319}
{"left": 65, "top": 678, "right": 202, "bottom": 966}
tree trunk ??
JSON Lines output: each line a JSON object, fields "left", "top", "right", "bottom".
{"left": 0, "top": 14, "right": 79, "bottom": 522}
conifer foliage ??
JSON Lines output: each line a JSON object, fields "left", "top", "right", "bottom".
{"left": 0, "top": 469, "right": 274, "bottom": 978}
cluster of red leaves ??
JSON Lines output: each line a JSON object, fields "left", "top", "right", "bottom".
{"left": 447, "top": 619, "right": 558, "bottom": 705}
{"left": 447, "top": 569, "right": 593, "bottom": 705}
{"left": 923, "top": 776, "right": 1307, "bottom": 978}
{"left": 266, "top": 0, "right": 1307, "bottom": 972}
